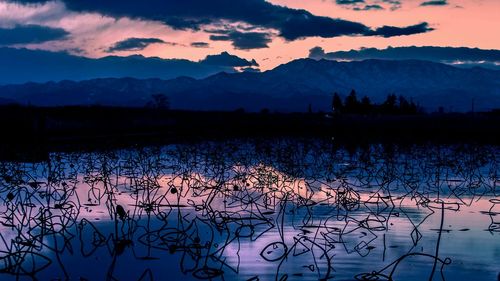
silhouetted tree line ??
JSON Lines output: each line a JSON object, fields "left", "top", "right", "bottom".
{"left": 332, "top": 90, "right": 420, "bottom": 115}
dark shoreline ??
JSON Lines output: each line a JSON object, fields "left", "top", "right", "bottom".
{"left": 1, "top": 105, "right": 499, "bottom": 160}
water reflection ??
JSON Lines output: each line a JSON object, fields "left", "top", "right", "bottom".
{"left": 0, "top": 140, "right": 498, "bottom": 280}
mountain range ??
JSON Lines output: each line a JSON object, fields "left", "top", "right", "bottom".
{"left": 0, "top": 48, "right": 253, "bottom": 85}
{"left": 1, "top": 58, "right": 499, "bottom": 112}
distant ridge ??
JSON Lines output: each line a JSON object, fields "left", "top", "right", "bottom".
{"left": 0, "top": 48, "right": 244, "bottom": 85}
{"left": 1, "top": 58, "right": 499, "bottom": 112}
{"left": 309, "top": 46, "right": 500, "bottom": 70}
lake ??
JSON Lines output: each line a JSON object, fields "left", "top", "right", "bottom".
{"left": 0, "top": 139, "right": 498, "bottom": 280}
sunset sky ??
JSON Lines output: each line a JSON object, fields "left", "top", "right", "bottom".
{"left": 0, "top": 0, "right": 498, "bottom": 70}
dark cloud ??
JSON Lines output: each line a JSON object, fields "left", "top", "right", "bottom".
{"left": 277, "top": 14, "right": 371, "bottom": 40}
{"left": 200, "top": 51, "right": 259, "bottom": 67}
{"left": 209, "top": 31, "right": 271, "bottom": 49}
{"left": 0, "top": 24, "right": 69, "bottom": 45}
{"left": 309, "top": 46, "right": 328, "bottom": 59}
{"left": 420, "top": 0, "right": 448, "bottom": 6}
{"left": 353, "top": 4, "right": 384, "bottom": 11}
{"left": 336, "top": 0, "right": 365, "bottom": 5}
{"left": 368, "top": 22, "right": 433, "bottom": 37}
{"left": 382, "top": 0, "right": 402, "bottom": 10}
{"left": 8, "top": 0, "right": 432, "bottom": 41}
{"left": 106, "top": 37, "right": 166, "bottom": 52}
{"left": 163, "top": 17, "right": 211, "bottom": 30}
{"left": 336, "top": 0, "right": 399, "bottom": 11}
{"left": 308, "top": 46, "right": 500, "bottom": 70}
{"left": 241, "top": 67, "right": 261, "bottom": 73}
{"left": 191, "top": 42, "right": 210, "bottom": 48}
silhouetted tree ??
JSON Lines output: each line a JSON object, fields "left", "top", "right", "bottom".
{"left": 398, "top": 95, "right": 419, "bottom": 114}
{"left": 330, "top": 91, "right": 420, "bottom": 116}
{"left": 381, "top": 94, "right": 397, "bottom": 114}
{"left": 344, "top": 90, "right": 360, "bottom": 114}
{"left": 410, "top": 99, "right": 419, "bottom": 114}
{"left": 398, "top": 95, "right": 409, "bottom": 114}
{"left": 332, "top": 92, "right": 343, "bottom": 113}
{"left": 360, "top": 96, "right": 373, "bottom": 114}
{"left": 148, "top": 94, "right": 170, "bottom": 110}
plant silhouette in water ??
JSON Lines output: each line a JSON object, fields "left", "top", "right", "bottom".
{"left": 0, "top": 140, "right": 498, "bottom": 280}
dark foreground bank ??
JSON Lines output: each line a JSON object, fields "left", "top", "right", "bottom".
{"left": 0, "top": 105, "right": 499, "bottom": 160}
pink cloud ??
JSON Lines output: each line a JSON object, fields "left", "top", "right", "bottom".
{"left": 1, "top": 0, "right": 498, "bottom": 70}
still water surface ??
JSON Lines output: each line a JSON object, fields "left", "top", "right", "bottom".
{"left": 0, "top": 140, "right": 498, "bottom": 280}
